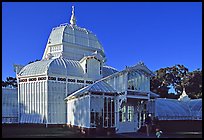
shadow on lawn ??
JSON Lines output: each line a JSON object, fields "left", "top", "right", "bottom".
{"left": 2, "top": 124, "right": 83, "bottom": 138}
{"left": 2, "top": 124, "right": 122, "bottom": 138}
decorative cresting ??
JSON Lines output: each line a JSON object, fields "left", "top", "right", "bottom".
{"left": 70, "top": 6, "right": 76, "bottom": 26}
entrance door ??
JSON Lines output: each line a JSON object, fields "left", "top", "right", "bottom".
{"left": 136, "top": 110, "right": 145, "bottom": 131}
{"left": 116, "top": 105, "right": 138, "bottom": 133}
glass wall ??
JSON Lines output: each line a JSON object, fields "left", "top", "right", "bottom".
{"left": 119, "top": 105, "right": 134, "bottom": 123}
{"left": 136, "top": 100, "right": 148, "bottom": 128}
{"left": 127, "top": 106, "right": 134, "bottom": 122}
{"left": 104, "top": 97, "right": 115, "bottom": 127}
{"left": 128, "top": 71, "right": 141, "bottom": 90}
{"left": 127, "top": 70, "right": 149, "bottom": 91}
{"left": 90, "top": 96, "right": 115, "bottom": 128}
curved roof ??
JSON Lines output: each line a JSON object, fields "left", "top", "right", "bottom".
{"left": 48, "top": 58, "right": 84, "bottom": 77}
{"left": 155, "top": 98, "right": 202, "bottom": 120}
{"left": 155, "top": 98, "right": 190, "bottom": 117}
{"left": 18, "top": 57, "right": 84, "bottom": 77}
{"left": 102, "top": 65, "right": 118, "bottom": 78}
{"left": 48, "top": 25, "right": 66, "bottom": 45}
{"left": 188, "top": 99, "right": 202, "bottom": 118}
{"left": 18, "top": 60, "right": 53, "bottom": 76}
{"left": 47, "top": 23, "right": 104, "bottom": 52}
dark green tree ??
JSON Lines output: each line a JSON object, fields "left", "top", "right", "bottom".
{"left": 165, "top": 64, "right": 189, "bottom": 95}
{"left": 150, "top": 75, "right": 170, "bottom": 98}
{"left": 2, "top": 59, "right": 41, "bottom": 88}
{"left": 185, "top": 69, "right": 202, "bottom": 99}
{"left": 28, "top": 59, "right": 40, "bottom": 64}
{"left": 2, "top": 81, "right": 7, "bottom": 87}
{"left": 151, "top": 64, "right": 202, "bottom": 99}
{"left": 2, "top": 77, "right": 17, "bottom": 88}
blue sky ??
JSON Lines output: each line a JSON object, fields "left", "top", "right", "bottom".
{"left": 2, "top": 2, "right": 202, "bottom": 81}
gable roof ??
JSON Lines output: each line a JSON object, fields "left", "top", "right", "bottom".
{"left": 65, "top": 80, "right": 117, "bottom": 100}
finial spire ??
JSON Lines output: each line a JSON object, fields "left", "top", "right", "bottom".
{"left": 178, "top": 87, "right": 190, "bottom": 102}
{"left": 70, "top": 5, "right": 76, "bottom": 26}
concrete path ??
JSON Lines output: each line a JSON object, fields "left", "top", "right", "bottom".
{"left": 116, "top": 132, "right": 202, "bottom": 138}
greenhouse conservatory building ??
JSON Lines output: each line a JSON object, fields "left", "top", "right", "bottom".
{"left": 2, "top": 6, "right": 202, "bottom": 134}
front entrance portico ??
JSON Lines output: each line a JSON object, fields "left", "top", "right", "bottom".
{"left": 116, "top": 90, "right": 159, "bottom": 133}
{"left": 116, "top": 97, "right": 148, "bottom": 133}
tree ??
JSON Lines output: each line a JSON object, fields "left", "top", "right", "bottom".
{"left": 2, "top": 59, "right": 41, "bottom": 88}
{"left": 150, "top": 65, "right": 186, "bottom": 98}
{"left": 2, "top": 76, "right": 17, "bottom": 88}
{"left": 2, "top": 81, "right": 7, "bottom": 87}
{"left": 185, "top": 69, "right": 202, "bottom": 99}
{"left": 150, "top": 75, "right": 170, "bottom": 98}
{"left": 28, "top": 59, "right": 40, "bottom": 64}
{"left": 165, "top": 64, "right": 189, "bottom": 95}
{"left": 150, "top": 64, "right": 202, "bottom": 99}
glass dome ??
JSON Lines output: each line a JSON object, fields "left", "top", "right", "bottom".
{"left": 42, "top": 23, "right": 105, "bottom": 60}
{"left": 18, "top": 57, "right": 84, "bottom": 77}
{"left": 42, "top": 6, "right": 105, "bottom": 61}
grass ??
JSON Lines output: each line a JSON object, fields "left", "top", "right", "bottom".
{"left": 2, "top": 124, "right": 122, "bottom": 138}
{"left": 2, "top": 124, "right": 202, "bottom": 138}
{"left": 2, "top": 124, "right": 85, "bottom": 138}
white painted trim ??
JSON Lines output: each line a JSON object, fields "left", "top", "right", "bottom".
{"left": 127, "top": 95, "right": 148, "bottom": 100}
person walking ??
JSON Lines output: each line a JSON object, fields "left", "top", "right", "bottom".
{"left": 145, "top": 113, "right": 152, "bottom": 137}
{"left": 155, "top": 128, "right": 163, "bottom": 138}
{"left": 152, "top": 116, "right": 159, "bottom": 133}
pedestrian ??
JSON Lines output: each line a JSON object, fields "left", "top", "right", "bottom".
{"left": 144, "top": 113, "right": 152, "bottom": 136}
{"left": 155, "top": 128, "right": 162, "bottom": 138}
{"left": 152, "top": 116, "right": 159, "bottom": 132}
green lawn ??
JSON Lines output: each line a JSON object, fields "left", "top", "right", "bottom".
{"left": 2, "top": 124, "right": 121, "bottom": 138}
{"left": 2, "top": 124, "right": 85, "bottom": 138}
{"left": 3, "top": 124, "right": 201, "bottom": 138}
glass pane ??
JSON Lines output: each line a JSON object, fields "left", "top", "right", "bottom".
{"left": 122, "top": 106, "right": 126, "bottom": 122}
{"left": 104, "top": 97, "right": 107, "bottom": 127}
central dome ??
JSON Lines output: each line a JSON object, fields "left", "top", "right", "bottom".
{"left": 42, "top": 6, "right": 105, "bottom": 61}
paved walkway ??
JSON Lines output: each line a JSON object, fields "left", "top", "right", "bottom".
{"left": 117, "top": 132, "right": 202, "bottom": 138}
{"left": 117, "top": 132, "right": 159, "bottom": 138}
